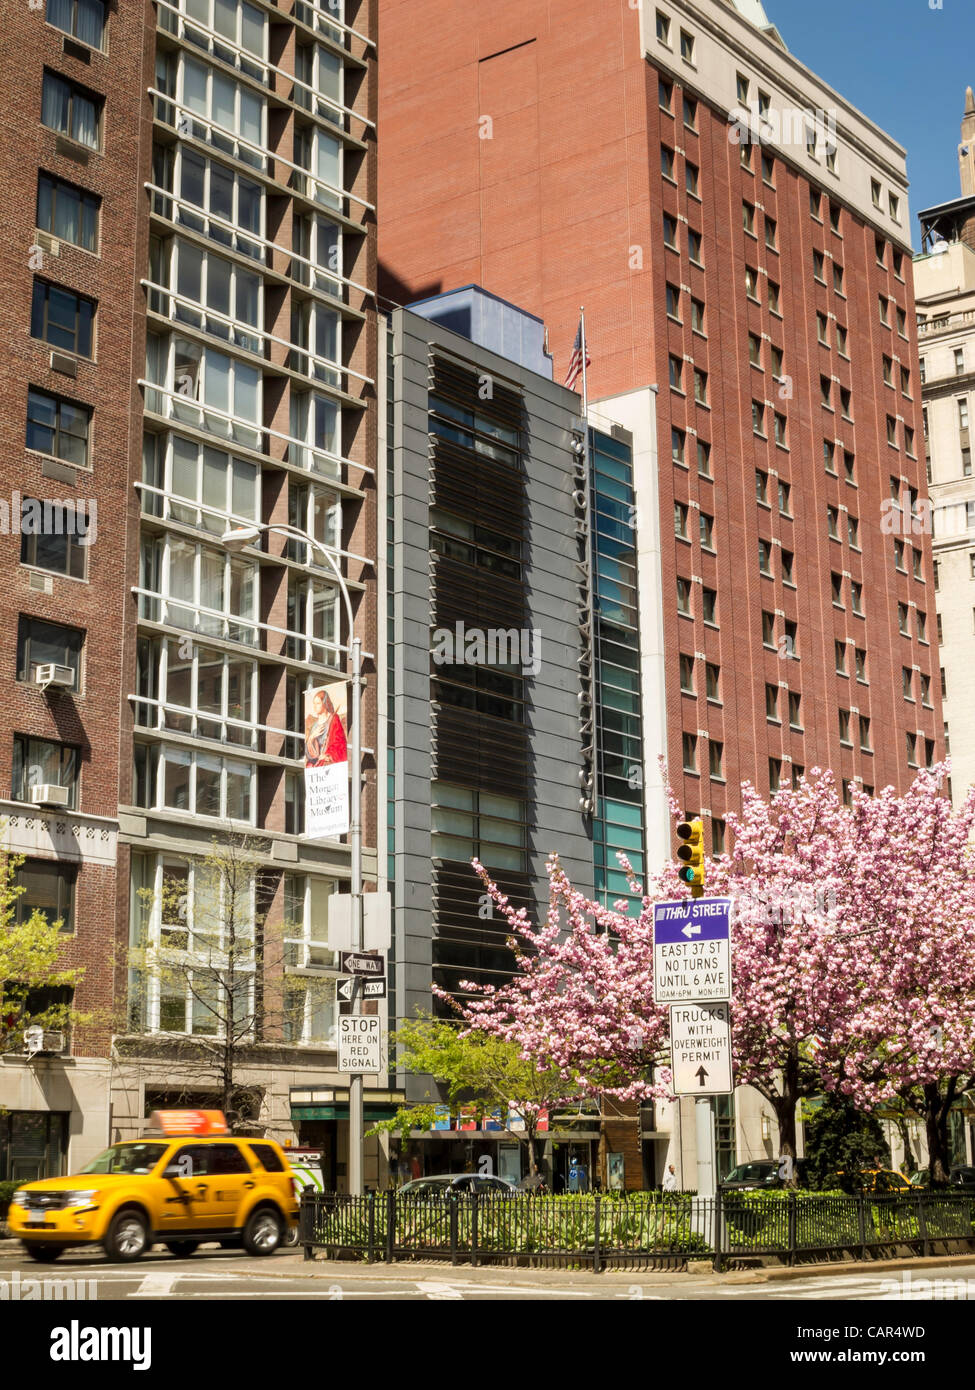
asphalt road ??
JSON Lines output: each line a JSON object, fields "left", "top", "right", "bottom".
{"left": 2, "top": 1244, "right": 975, "bottom": 1300}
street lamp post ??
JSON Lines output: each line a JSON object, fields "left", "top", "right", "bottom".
{"left": 222, "top": 521, "right": 365, "bottom": 1195}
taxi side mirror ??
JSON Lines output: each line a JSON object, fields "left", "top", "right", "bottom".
{"left": 163, "top": 1163, "right": 183, "bottom": 1179}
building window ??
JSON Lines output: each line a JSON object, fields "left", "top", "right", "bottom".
{"left": 683, "top": 95, "right": 697, "bottom": 129}
{"left": 855, "top": 648, "right": 867, "bottom": 682}
{"left": 16, "top": 617, "right": 83, "bottom": 691}
{"left": 902, "top": 666, "right": 914, "bottom": 700}
{"left": 850, "top": 581, "right": 863, "bottom": 616}
{"left": 20, "top": 499, "right": 90, "bottom": 579}
{"left": 283, "top": 873, "right": 338, "bottom": 973}
{"left": 906, "top": 732, "right": 917, "bottom": 767}
{"left": 859, "top": 715, "right": 871, "bottom": 752}
{"left": 778, "top": 480, "right": 791, "bottom": 515}
{"left": 847, "top": 514, "right": 859, "bottom": 549}
{"left": 824, "top": 440, "right": 836, "bottom": 472}
{"left": 774, "top": 413, "right": 787, "bottom": 447}
{"left": 674, "top": 501, "right": 689, "bottom": 539}
{"left": 691, "top": 297, "right": 705, "bottom": 333}
{"left": 838, "top": 709, "right": 851, "bottom": 745}
{"left": 917, "top": 610, "right": 927, "bottom": 641}
{"left": 655, "top": 9, "right": 671, "bottom": 43}
{"left": 663, "top": 214, "right": 678, "bottom": 250}
{"left": 736, "top": 73, "right": 749, "bottom": 103}
{"left": 956, "top": 348, "right": 966, "bottom": 376}
{"left": 762, "top": 152, "right": 774, "bottom": 185}
{"left": 820, "top": 376, "right": 832, "bottom": 408}
{"left": 883, "top": 355, "right": 893, "bottom": 386}
{"left": 666, "top": 283, "right": 681, "bottom": 320}
{"left": 762, "top": 611, "right": 776, "bottom": 648}
{"left": 771, "top": 345, "right": 784, "bottom": 378}
{"left": 660, "top": 145, "right": 676, "bottom": 180}
{"left": 742, "top": 201, "right": 755, "bottom": 234}
{"left": 12, "top": 736, "right": 79, "bottom": 809}
{"left": 682, "top": 732, "right": 698, "bottom": 774}
{"left": 697, "top": 440, "right": 711, "bottom": 476}
{"left": 669, "top": 354, "right": 683, "bottom": 390}
{"left": 898, "top": 602, "right": 909, "bottom": 635}
{"left": 817, "top": 312, "right": 829, "bottom": 345}
{"left": 889, "top": 192, "right": 899, "bottom": 220}
{"left": 831, "top": 572, "right": 844, "bottom": 606}
{"left": 706, "top": 663, "right": 720, "bottom": 702}
{"left": 745, "top": 265, "right": 759, "bottom": 300}
{"left": 739, "top": 141, "right": 753, "bottom": 172}
{"left": 693, "top": 369, "right": 708, "bottom": 405}
{"left": 896, "top": 306, "right": 906, "bottom": 335}
{"left": 912, "top": 547, "right": 922, "bottom": 579}
{"left": 753, "top": 401, "right": 766, "bottom": 435}
{"left": 810, "top": 189, "right": 822, "bottom": 218}
{"left": 709, "top": 741, "right": 724, "bottom": 779}
{"left": 712, "top": 818, "right": 726, "bottom": 854}
{"left": 758, "top": 539, "right": 771, "bottom": 576}
{"left": 154, "top": 747, "right": 256, "bottom": 822}
{"left": 840, "top": 387, "right": 852, "bottom": 420}
{"left": 829, "top": 203, "right": 841, "bottom": 233}
{"left": 960, "top": 398, "right": 970, "bottom": 431}
{"left": 749, "top": 333, "right": 762, "bottom": 367}
{"left": 920, "top": 673, "right": 931, "bottom": 707}
{"left": 26, "top": 387, "right": 91, "bottom": 467}
{"left": 871, "top": 179, "right": 882, "bottom": 208}
{"left": 837, "top": 325, "right": 848, "bottom": 356}
{"left": 964, "top": 447, "right": 972, "bottom": 477}
{"left": 833, "top": 263, "right": 844, "bottom": 295}
{"left": 688, "top": 229, "right": 703, "bottom": 264}
{"left": 679, "top": 654, "right": 695, "bottom": 694}
{"left": 843, "top": 450, "right": 855, "bottom": 482}
{"left": 827, "top": 506, "right": 839, "bottom": 539}
{"left": 14, "top": 859, "right": 76, "bottom": 934}
{"left": 46, "top": 0, "right": 106, "bottom": 48}
{"left": 835, "top": 640, "right": 847, "bottom": 675}
{"left": 813, "top": 250, "right": 825, "bottom": 282}
{"left": 36, "top": 173, "right": 100, "bottom": 253}
{"left": 699, "top": 512, "right": 714, "bottom": 549}
{"left": 41, "top": 70, "right": 102, "bottom": 149}
{"left": 941, "top": 667, "right": 947, "bottom": 698}
{"left": 781, "top": 549, "right": 794, "bottom": 584}
{"left": 788, "top": 691, "right": 802, "bottom": 729}
{"left": 765, "top": 683, "right": 779, "bottom": 721}
{"left": 30, "top": 279, "right": 94, "bottom": 358}
{"left": 680, "top": 30, "right": 695, "bottom": 63}
{"left": 702, "top": 587, "right": 717, "bottom": 624}
{"left": 677, "top": 577, "right": 692, "bottom": 616}
{"left": 671, "top": 427, "right": 685, "bottom": 464}
{"left": 901, "top": 366, "right": 911, "bottom": 396}
{"left": 769, "top": 758, "right": 781, "bottom": 793}
{"left": 659, "top": 77, "right": 673, "bottom": 111}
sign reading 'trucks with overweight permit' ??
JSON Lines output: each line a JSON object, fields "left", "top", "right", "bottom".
{"left": 652, "top": 897, "right": 732, "bottom": 1005}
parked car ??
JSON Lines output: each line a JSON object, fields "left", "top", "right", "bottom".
{"left": 7, "top": 1111, "right": 298, "bottom": 1264}
{"left": 398, "top": 1174, "right": 516, "bottom": 1197}
{"left": 910, "top": 1166, "right": 975, "bottom": 1188}
{"left": 719, "top": 1159, "right": 810, "bottom": 1190}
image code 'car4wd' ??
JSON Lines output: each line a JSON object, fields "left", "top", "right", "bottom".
{"left": 6, "top": 1111, "right": 299, "bottom": 1263}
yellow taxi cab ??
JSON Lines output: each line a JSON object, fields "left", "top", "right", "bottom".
{"left": 7, "top": 1110, "right": 299, "bottom": 1264}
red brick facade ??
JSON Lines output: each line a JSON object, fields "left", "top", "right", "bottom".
{"left": 378, "top": 0, "right": 942, "bottom": 834}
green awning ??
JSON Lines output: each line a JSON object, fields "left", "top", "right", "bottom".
{"left": 291, "top": 1104, "right": 401, "bottom": 1122}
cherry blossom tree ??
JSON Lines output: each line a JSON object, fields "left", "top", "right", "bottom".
{"left": 443, "top": 765, "right": 975, "bottom": 1184}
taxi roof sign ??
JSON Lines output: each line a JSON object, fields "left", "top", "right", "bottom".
{"left": 147, "top": 1109, "right": 229, "bottom": 1137}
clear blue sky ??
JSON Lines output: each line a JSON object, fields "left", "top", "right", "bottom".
{"left": 766, "top": 0, "right": 975, "bottom": 246}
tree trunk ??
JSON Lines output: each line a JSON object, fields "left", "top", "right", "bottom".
{"left": 526, "top": 1127, "right": 538, "bottom": 1176}
{"left": 773, "top": 1056, "right": 800, "bottom": 1186}
{"left": 924, "top": 1080, "right": 954, "bottom": 1186}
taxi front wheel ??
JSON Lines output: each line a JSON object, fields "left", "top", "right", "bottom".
{"left": 242, "top": 1206, "right": 282, "bottom": 1256}
{"left": 103, "top": 1208, "right": 150, "bottom": 1263}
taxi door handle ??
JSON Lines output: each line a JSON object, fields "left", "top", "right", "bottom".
{"left": 243, "top": 1180, "right": 255, "bottom": 1189}
{"left": 195, "top": 1183, "right": 207, "bottom": 1194}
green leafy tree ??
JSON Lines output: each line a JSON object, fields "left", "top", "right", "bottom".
{"left": 803, "top": 1093, "right": 890, "bottom": 1192}
{"left": 371, "top": 1014, "right": 583, "bottom": 1179}
{"left": 0, "top": 849, "right": 86, "bottom": 1054}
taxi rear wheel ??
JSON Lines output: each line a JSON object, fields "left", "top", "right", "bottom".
{"left": 104, "top": 1208, "right": 149, "bottom": 1263}
{"left": 242, "top": 1206, "right": 282, "bottom": 1256}
{"left": 24, "top": 1244, "right": 64, "bottom": 1263}
{"left": 164, "top": 1240, "right": 200, "bottom": 1258}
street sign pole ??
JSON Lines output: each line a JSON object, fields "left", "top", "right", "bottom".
{"left": 695, "top": 1098, "right": 717, "bottom": 1198}
{"left": 349, "top": 636, "right": 364, "bottom": 1196}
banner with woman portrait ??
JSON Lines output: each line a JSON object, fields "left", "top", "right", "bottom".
{"left": 303, "top": 681, "right": 349, "bottom": 839}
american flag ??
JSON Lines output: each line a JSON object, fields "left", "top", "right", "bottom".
{"left": 564, "top": 317, "right": 591, "bottom": 391}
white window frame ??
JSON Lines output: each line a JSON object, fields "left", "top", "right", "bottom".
{"left": 157, "top": 744, "right": 258, "bottom": 823}
{"left": 146, "top": 432, "right": 261, "bottom": 535}
{"left": 177, "top": 53, "right": 267, "bottom": 170}
{"left": 165, "top": 238, "right": 264, "bottom": 354}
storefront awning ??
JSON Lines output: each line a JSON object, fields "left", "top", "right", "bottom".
{"left": 292, "top": 1104, "right": 401, "bottom": 1122}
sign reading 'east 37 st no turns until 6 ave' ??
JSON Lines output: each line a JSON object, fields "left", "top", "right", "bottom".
{"left": 652, "top": 897, "right": 732, "bottom": 1004}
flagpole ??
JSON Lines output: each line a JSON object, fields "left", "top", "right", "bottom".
{"left": 579, "top": 306, "right": 589, "bottom": 416}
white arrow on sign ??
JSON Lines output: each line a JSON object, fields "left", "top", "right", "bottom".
{"left": 681, "top": 923, "right": 701, "bottom": 939}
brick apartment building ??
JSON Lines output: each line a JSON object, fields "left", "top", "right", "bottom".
{"left": 0, "top": 0, "right": 380, "bottom": 1188}
{"left": 378, "top": 0, "right": 942, "bottom": 853}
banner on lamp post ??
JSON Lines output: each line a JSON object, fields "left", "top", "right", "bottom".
{"left": 303, "top": 681, "right": 350, "bottom": 839}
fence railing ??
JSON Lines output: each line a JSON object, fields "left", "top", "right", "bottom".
{"left": 299, "top": 1190, "right": 975, "bottom": 1272}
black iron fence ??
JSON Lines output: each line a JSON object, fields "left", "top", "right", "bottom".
{"left": 299, "top": 1189, "right": 975, "bottom": 1272}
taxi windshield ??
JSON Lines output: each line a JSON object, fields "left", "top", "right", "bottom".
{"left": 81, "top": 1142, "right": 169, "bottom": 1175}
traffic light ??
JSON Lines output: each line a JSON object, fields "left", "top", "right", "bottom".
{"left": 676, "top": 815, "right": 705, "bottom": 898}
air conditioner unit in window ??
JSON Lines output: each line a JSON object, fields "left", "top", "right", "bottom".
{"left": 42, "top": 1031, "right": 66, "bottom": 1054}
{"left": 34, "top": 663, "right": 74, "bottom": 690}
{"left": 23, "top": 1028, "right": 65, "bottom": 1057}
{"left": 29, "top": 784, "right": 71, "bottom": 808}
